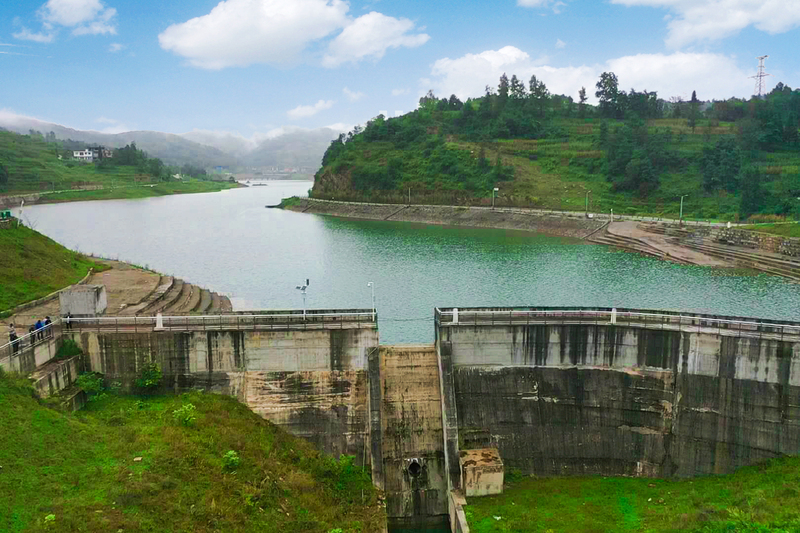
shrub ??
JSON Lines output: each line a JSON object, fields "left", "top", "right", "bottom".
{"left": 172, "top": 403, "right": 197, "bottom": 427}
{"left": 76, "top": 372, "right": 105, "bottom": 398}
{"left": 55, "top": 338, "right": 82, "bottom": 360}
{"left": 222, "top": 450, "right": 240, "bottom": 471}
{"left": 135, "top": 362, "right": 162, "bottom": 391}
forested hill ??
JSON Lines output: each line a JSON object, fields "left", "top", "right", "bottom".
{"left": 313, "top": 74, "right": 800, "bottom": 221}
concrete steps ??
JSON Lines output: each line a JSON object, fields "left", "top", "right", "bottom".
{"left": 182, "top": 284, "right": 202, "bottom": 312}
{"left": 678, "top": 241, "right": 800, "bottom": 281}
{"left": 196, "top": 289, "right": 213, "bottom": 313}
{"left": 120, "top": 276, "right": 174, "bottom": 316}
{"left": 164, "top": 279, "right": 192, "bottom": 314}
{"left": 146, "top": 278, "right": 184, "bottom": 314}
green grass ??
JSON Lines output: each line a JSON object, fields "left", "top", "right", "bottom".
{"left": 0, "top": 371, "right": 384, "bottom": 532}
{"left": 39, "top": 180, "right": 239, "bottom": 203}
{"left": 465, "top": 460, "right": 800, "bottom": 532}
{"left": 739, "top": 223, "right": 800, "bottom": 238}
{"left": 0, "top": 222, "right": 108, "bottom": 312}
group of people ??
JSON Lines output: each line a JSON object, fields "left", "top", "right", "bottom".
{"left": 6, "top": 316, "right": 53, "bottom": 354}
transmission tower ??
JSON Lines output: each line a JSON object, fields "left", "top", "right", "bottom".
{"left": 750, "top": 55, "right": 771, "bottom": 98}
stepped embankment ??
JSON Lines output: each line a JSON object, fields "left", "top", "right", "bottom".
{"left": 285, "top": 198, "right": 605, "bottom": 238}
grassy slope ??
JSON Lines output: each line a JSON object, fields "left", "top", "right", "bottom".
{"left": 739, "top": 223, "right": 800, "bottom": 238}
{"left": 0, "top": 222, "right": 107, "bottom": 311}
{"left": 0, "top": 131, "right": 238, "bottom": 202}
{"left": 316, "top": 117, "right": 800, "bottom": 221}
{"left": 466, "top": 460, "right": 800, "bottom": 532}
{"left": 0, "top": 372, "right": 383, "bottom": 532}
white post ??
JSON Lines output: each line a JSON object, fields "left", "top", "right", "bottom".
{"left": 610, "top": 208, "right": 613, "bottom": 222}
{"left": 453, "top": 308, "right": 459, "bottom": 324}
{"left": 155, "top": 312, "right": 164, "bottom": 331}
{"left": 611, "top": 308, "right": 617, "bottom": 324}
{"left": 367, "top": 282, "right": 375, "bottom": 322}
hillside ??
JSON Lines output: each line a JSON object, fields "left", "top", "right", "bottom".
{"left": 313, "top": 78, "right": 800, "bottom": 221}
{"left": 0, "top": 221, "right": 106, "bottom": 312}
{"left": 0, "top": 372, "right": 384, "bottom": 532}
{"left": 0, "top": 116, "right": 235, "bottom": 167}
{"left": 240, "top": 128, "right": 340, "bottom": 169}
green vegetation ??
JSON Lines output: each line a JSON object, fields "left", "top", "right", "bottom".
{"left": 0, "top": 130, "right": 238, "bottom": 202}
{"left": 315, "top": 75, "right": 800, "bottom": 221}
{"left": 466, "top": 459, "right": 800, "bottom": 532}
{"left": 0, "top": 222, "right": 107, "bottom": 312}
{"left": 739, "top": 222, "right": 800, "bottom": 238}
{"left": 0, "top": 371, "right": 383, "bottom": 532}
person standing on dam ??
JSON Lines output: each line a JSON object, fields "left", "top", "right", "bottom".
{"left": 7, "top": 324, "right": 19, "bottom": 354}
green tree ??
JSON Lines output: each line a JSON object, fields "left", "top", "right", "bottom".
{"left": 578, "top": 87, "right": 588, "bottom": 118}
{"left": 739, "top": 166, "right": 767, "bottom": 218}
{"left": 0, "top": 163, "right": 8, "bottom": 187}
{"left": 595, "top": 72, "right": 620, "bottom": 118}
{"left": 509, "top": 75, "right": 526, "bottom": 99}
{"left": 528, "top": 75, "right": 549, "bottom": 117}
{"left": 689, "top": 90, "right": 699, "bottom": 132}
{"left": 498, "top": 73, "right": 510, "bottom": 106}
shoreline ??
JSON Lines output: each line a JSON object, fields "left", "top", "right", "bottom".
{"left": 284, "top": 197, "right": 607, "bottom": 239}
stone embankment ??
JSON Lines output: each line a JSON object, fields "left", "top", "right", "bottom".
{"left": 285, "top": 198, "right": 605, "bottom": 239}
{"left": 589, "top": 221, "right": 800, "bottom": 281}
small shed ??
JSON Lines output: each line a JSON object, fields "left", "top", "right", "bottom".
{"left": 459, "top": 448, "right": 504, "bottom": 497}
{"left": 59, "top": 285, "right": 107, "bottom": 317}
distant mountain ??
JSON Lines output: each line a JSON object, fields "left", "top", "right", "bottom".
{"left": 0, "top": 116, "right": 236, "bottom": 168}
{"left": 239, "top": 128, "right": 339, "bottom": 169}
{"left": 180, "top": 130, "right": 256, "bottom": 158}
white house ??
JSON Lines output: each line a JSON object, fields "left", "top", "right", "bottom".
{"left": 73, "top": 149, "right": 93, "bottom": 162}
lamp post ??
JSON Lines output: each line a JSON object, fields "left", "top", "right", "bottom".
{"left": 367, "top": 282, "right": 375, "bottom": 322}
{"left": 679, "top": 195, "right": 688, "bottom": 226}
{"left": 585, "top": 190, "right": 592, "bottom": 217}
{"left": 295, "top": 279, "right": 309, "bottom": 319}
{"left": 492, "top": 187, "right": 499, "bottom": 209}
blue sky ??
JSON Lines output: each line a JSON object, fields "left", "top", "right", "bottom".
{"left": 2, "top": 0, "right": 799, "bottom": 143}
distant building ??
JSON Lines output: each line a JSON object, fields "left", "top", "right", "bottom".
{"left": 73, "top": 146, "right": 113, "bottom": 162}
{"left": 73, "top": 149, "right": 94, "bottom": 162}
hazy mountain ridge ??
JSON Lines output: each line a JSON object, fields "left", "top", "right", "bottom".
{"left": 0, "top": 115, "right": 338, "bottom": 170}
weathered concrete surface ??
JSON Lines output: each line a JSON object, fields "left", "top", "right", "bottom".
{"left": 460, "top": 448, "right": 504, "bottom": 497}
{"left": 380, "top": 345, "right": 449, "bottom": 527}
{"left": 70, "top": 325, "right": 378, "bottom": 460}
{"left": 437, "top": 315, "right": 800, "bottom": 479}
{"left": 30, "top": 355, "right": 81, "bottom": 398}
{"left": 0, "top": 334, "right": 60, "bottom": 374}
{"left": 287, "top": 199, "right": 603, "bottom": 238}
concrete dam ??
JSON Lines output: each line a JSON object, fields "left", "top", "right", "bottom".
{"left": 4, "top": 307, "right": 799, "bottom": 530}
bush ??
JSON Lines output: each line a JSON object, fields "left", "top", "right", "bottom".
{"left": 76, "top": 372, "right": 105, "bottom": 396}
{"left": 222, "top": 450, "right": 240, "bottom": 471}
{"left": 135, "top": 362, "right": 162, "bottom": 392}
{"left": 172, "top": 403, "right": 197, "bottom": 427}
{"left": 55, "top": 338, "right": 82, "bottom": 360}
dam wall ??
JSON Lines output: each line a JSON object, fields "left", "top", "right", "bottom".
{"left": 435, "top": 308, "right": 800, "bottom": 479}
{"left": 66, "top": 311, "right": 378, "bottom": 460}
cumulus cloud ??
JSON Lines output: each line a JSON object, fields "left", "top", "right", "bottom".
{"left": 108, "top": 42, "right": 124, "bottom": 52}
{"left": 12, "top": 27, "right": 56, "bottom": 43}
{"left": 95, "top": 116, "right": 129, "bottom": 134}
{"left": 611, "top": 0, "right": 800, "bottom": 48}
{"left": 13, "top": 0, "right": 116, "bottom": 42}
{"left": 427, "top": 45, "right": 752, "bottom": 103}
{"left": 555, "top": 39, "right": 566, "bottom": 48}
{"left": 287, "top": 99, "right": 334, "bottom": 119}
{"left": 518, "top": 0, "right": 567, "bottom": 13}
{"left": 322, "top": 11, "right": 430, "bottom": 68}
{"left": 343, "top": 87, "right": 365, "bottom": 101}
{"left": 159, "top": 0, "right": 429, "bottom": 70}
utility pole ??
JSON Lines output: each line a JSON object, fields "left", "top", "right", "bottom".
{"left": 295, "top": 279, "right": 309, "bottom": 319}
{"left": 408, "top": 188, "right": 411, "bottom": 205}
{"left": 367, "top": 282, "right": 375, "bottom": 322}
{"left": 750, "top": 55, "right": 771, "bottom": 98}
{"left": 679, "top": 195, "right": 688, "bottom": 226}
{"left": 492, "top": 187, "right": 499, "bottom": 209}
{"left": 585, "top": 190, "right": 591, "bottom": 217}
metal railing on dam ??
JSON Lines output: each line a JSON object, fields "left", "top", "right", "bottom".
{"left": 0, "top": 310, "right": 377, "bottom": 370}
{"left": 435, "top": 306, "right": 800, "bottom": 341}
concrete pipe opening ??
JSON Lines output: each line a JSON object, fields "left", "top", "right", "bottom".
{"left": 408, "top": 459, "right": 422, "bottom": 478}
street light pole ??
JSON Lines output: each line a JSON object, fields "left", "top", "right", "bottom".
{"left": 492, "top": 187, "right": 499, "bottom": 209}
{"left": 367, "top": 282, "right": 375, "bottom": 322}
{"left": 295, "top": 279, "right": 309, "bottom": 319}
{"left": 585, "top": 190, "right": 592, "bottom": 217}
{"left": 679, "top": 195, "right": 688, "bottom": 226}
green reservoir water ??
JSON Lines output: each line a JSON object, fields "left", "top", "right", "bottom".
{"left": 24, "top": 181, "right": 800, "bottom": 343}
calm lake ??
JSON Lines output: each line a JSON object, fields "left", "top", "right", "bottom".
{"left": 24, "top": 181, "right": 800, "bottom": 343}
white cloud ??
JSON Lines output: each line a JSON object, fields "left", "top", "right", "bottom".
{"left": 555, "top": 38, "right": 566, "bottom": 48}
{"left": 394, "top": 110, "right": 404, "bottom": 117}
{"left": 391, "top": 88, "right": 409, "bottom": 96}
{"left": 108, "top": 42, "right": 124, "bottom": 52}
{"left": 427, "top": 45, "right": 753, "bottom": 103}
{"left": 324, "top": 122, "right": 351, "bottom": 133}
{"left": 322, "top": 11, "right": 429, "bottom": 68}
{"left": 343, "top": 87, "right": 365, "bottom": 102}
{"left": 518, "top": 0, "right": 567, "bottom": 13}
{"left": 94, "top": 116, "right": 128, "bottom": 133}
{"left": 159, "top": 0, "right": 349, "bottom": 69}
{"left": 12, "top": 27, "right": 56, "bottom": 43}
{"left": 287, "top": 99, "right": 335, "bottom": 119}
{"left": 13, "top": 0, "right": 116, "bottom": 42}
{"left": 611, "top": 0, "right": 800, "bottom": 48}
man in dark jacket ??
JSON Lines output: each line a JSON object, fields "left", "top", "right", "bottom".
{"left": 7, "top": 324, "right": 19, "bottom": 354}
